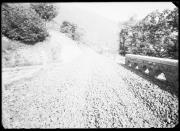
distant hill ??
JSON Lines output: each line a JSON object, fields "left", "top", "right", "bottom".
{"left": 53, "top": 4, "right": 120, "bottom": 53}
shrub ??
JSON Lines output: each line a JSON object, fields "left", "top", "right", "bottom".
{"left": 30, "top": 3, "right": 58, "bottom": 22}
{"left": 60, "top": 21, "right": 83, "bottom": 41}
{"left": 2, "top": 3, "right": 49, "bottom": 45}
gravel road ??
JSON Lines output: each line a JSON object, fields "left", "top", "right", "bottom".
{"left": 2, "top": 45, "right": 178, "bottom": 128}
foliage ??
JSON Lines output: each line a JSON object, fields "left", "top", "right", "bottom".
{"left": 119, "top": 7, "right": 178, "bottom": 59}
{"left": 30, "top": 3, "right": 58, "bottom": 22}
{"left": 60, "top": 21, "right": 84, "bottom": 41}
{"left": 2, "top": 3, "right": 49, "bottom": 45}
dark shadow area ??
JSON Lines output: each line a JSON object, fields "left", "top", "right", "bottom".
{"left": 118, "top": 63, "right": 179, "bottom": 98}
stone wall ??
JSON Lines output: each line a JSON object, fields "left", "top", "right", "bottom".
{"left": 125, "top": 54, "right": 178, "bottom": 87}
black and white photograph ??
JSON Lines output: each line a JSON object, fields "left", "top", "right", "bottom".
{"left": 1, "top": 2, "right": 179, "bottom": 128}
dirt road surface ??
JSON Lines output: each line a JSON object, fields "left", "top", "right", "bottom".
{"left": 2, "top": 42, "right": 178, "bottom": 128}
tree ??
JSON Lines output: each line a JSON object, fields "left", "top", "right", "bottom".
{"left": 119, "top": 7, "right": 178, "bottom": 59}
{"left": 30, "top": 3, "right": 58, "bottom": 22}
{"left": 165, "top": 7, "right": 178, "bottom": 59}
{"left": 60, "top": 21, "right": 83, "bottom": 41}
{"left": 119, "top": 27, "right": 129, "bottom": 55}
{"left": 2, "top": 3, "right": 49, "bottom": 45}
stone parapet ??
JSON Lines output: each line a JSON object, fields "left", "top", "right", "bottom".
{"left": 125, "top": 54, "right": 178, "bottom": 87}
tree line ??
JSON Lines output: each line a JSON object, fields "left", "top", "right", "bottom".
{"left": 119, "top": 7, "right": 178, "bottom": 59}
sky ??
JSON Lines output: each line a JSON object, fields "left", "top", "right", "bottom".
{"left": 61, "top": 2, "right": 176, "bottom": 23}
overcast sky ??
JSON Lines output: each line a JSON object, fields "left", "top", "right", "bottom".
{"left": 61, "top": 2, "right": 176, "bottom": 23}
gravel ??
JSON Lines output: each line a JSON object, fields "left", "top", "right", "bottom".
{"left": 2, "top": 44, "right": 178, "bottom": 128}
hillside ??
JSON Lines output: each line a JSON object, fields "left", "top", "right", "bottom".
{"left": 2, "top": 30, "right": 82, "bottom": 68}
{"left": 2, "top": 3, "right": 121, "bottom": 68}
{"left": 53, "top": 3, "right": 120, "bottom": 53}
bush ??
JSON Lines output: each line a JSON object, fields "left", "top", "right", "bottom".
{"left": 60, "top": 21, "right": 83, "bottom": 41}
{"left": 2, "top": 3, "right": 49, "bottom": 45}
{"left": 30, "top": 3, "right": 58, "bottom": 22}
